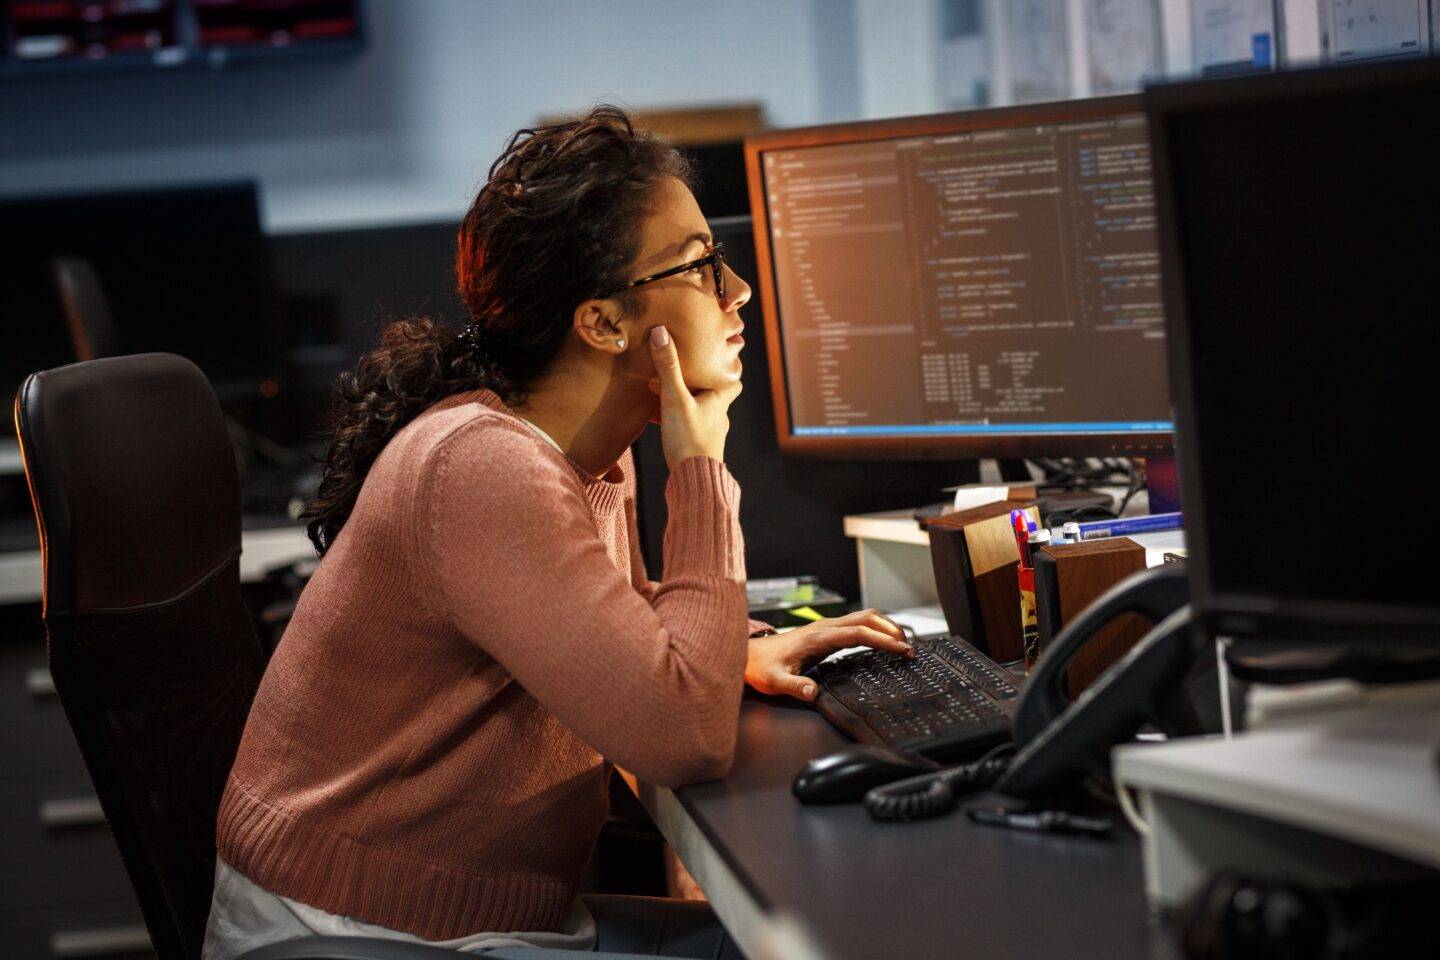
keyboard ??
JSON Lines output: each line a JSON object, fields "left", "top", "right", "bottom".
{"left": 809, "top": 634, "right": 1022, "bottom": 760}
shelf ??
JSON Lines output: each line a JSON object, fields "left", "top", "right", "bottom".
{"left": 1114, "top": 685, "right": 1440, "bottom": 906}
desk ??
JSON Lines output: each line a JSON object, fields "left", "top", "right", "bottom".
{"left": 0, "top": 524, "right": 316, "bottom": 605}
{"left": 637, "top": 697, "right": 1180, "bottom": 960}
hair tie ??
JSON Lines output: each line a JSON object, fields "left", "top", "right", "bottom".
{"left": 459, "top": 322, "right": 491, "bottom": 364}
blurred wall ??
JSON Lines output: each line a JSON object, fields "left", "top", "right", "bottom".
{"left": 0, "top": 0, "right": 853, "bottom": 233}
{"left": 0, "top": 0, "right": 1342, "bottom": 236}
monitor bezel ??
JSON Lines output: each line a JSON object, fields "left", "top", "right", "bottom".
{"left": 1146, "top": 58, "right": 1440, "bottom": 645}
{"left": 743, "top": 94, "right": 1175, "bottom": 461}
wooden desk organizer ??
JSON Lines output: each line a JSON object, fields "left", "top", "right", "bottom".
{"left": 923, "top": 500, "right": 1039, "bottom": 662}
{"left": 1033, "top": 537, "right": 1151, "bottom": 696}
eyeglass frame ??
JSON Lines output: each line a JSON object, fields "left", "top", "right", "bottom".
{"left": 598, "top": 242, "right": 726, "bottom": 301}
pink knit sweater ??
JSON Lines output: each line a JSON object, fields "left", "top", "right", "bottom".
{"left": 216, "top": 389, "right": 754, "bottom": 940}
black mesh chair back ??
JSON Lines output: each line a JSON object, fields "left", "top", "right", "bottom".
{"left": 14, "top": 353, "right": 266, "bottom": 960}
{"left": 50, "top": 256, "right": 120, "bottom": 360}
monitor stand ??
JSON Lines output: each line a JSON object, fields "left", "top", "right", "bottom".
{"left": 978, "top": 456, "right": 1179, "bottom": 517}
{"left": 975, "top": 458, "right": 1035, "bottom": 484}
{"left": 996, "top": 458, "right": 1033, "bottom": 483}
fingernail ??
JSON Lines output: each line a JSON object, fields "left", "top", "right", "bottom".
{"left": 801, "top": 682, "right": 816, "bottom": 699}
{"left": 903, "top": 643, "right": 915, "bottom": 657}
{"left": 650, "top": 325, "right": 669, "bottom": 347}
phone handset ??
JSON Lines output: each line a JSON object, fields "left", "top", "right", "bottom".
{"left": 864, "top": 565, "right": 1195, "bottom": 820}
{"left": 1011, "top": 565, "right": 1191, "bottom": 748}
{"left": 997, "top": 565, "right": 1203, "bottom": 799}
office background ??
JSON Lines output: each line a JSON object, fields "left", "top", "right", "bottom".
{"left": 3, "top": 5, "right": 1439, "bottom": 958}
{"left": 1, "top": 0, "right": 1364, "bottom": 233}
{"left": 5, "top": 0, "right": 1412, "bottom": 600}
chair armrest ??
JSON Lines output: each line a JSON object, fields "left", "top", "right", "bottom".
{"left": 236, "top": 936, "right": 468, "bottom": 960}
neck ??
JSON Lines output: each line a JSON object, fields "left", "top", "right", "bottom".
{"left": 511, "top": 354, "right": 657, "bottom": 477}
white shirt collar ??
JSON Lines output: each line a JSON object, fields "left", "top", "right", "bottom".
{"left": 514, "top": 415, "right": 563, "bottom": 455}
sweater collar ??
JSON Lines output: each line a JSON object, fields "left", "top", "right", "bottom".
{"left": 429, "top": 388, "right": 628, "bottom": 497}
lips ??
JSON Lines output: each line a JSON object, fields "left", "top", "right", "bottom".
{"left": 725, "top": 326, "right": 744, "bottom": 345}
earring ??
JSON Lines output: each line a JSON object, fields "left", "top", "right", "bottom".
{"left": 616, "top": 339, "right": 626, "bottom": 350}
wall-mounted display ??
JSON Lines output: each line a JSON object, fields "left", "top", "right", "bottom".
{"left": 1, "top": 0, "right": 362, "bottom": 77}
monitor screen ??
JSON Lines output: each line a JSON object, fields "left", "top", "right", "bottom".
{"left": 0, "top": 181, "right": 280, "bottom": 421}
{"left": 1150, "top": 58, "right": 1440, "bottom": 641}
{"left": 745, "top": 97, "right": 1174, "bottom": 459}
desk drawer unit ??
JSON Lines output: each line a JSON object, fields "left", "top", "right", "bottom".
{"left": 2, "top": 606, "right": 151, "bottom": 959}
{"left": 0, "top": 630, "right": 88, "bottom": 782}
{"left": 0, "top": 907, "right": 153, "bottom": 960}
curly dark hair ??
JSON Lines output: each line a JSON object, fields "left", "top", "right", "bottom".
{"left": 301, "top": 105, "right": 694, "bottom": 554}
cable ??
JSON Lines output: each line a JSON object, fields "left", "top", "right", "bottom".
{"left": 1115, "top": 459, "right": 1147, "bottom": 516}
{"left": 1114, "top": 783, "right": 1151, "bottom": 839}
{"left": 1035, "top": 457, "right": 1137, "bottom": 494}
{"left": 863, "top": 743, "right": 1014, "bottom": 822}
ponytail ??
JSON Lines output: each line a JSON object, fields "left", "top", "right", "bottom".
{"left": 301, "top": 318, "right": 485, "bottom": 555}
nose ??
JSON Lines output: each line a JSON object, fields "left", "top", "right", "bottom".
{"left": 721, "top": 262, "right": 751, "bottom": 312}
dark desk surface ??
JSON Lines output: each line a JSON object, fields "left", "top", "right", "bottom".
{"left": 670, "top": 697, "right": 1181, "bottom": 960}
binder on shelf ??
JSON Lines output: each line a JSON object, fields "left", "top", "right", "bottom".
{"left": 923, "top": 500, "right": 1040, "bottom": 662}
{"left": 1033, "top": 537, "right": 1150, "bottom": 696}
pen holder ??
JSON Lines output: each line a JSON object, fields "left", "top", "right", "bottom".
{"left": 923, "top": 500, "right": 1039, "bottom": 662}
{"left": 1033, "top": 537, "right": 1150, "bottom": 697}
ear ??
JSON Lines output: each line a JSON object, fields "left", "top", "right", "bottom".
{"left": 572, "top": 298, "right": 631, "bottom": 355}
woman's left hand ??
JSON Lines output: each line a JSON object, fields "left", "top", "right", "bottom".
{"left": 745, "top": 608, "right": 914, "bottom": 702}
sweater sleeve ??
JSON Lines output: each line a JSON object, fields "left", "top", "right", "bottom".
{"left": 419, "top": 418, "right": 749, "bottom": 788}
{"left": 623, "top": 469, "right": 774, "bottom": 639}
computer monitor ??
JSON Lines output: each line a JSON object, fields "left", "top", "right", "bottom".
{"left": 0, "top": 181, "right": 281, "bottom": 428}
{"left": 1149, "top": 58, "right": 1440, "bottom": 648}
{"left": 743, "top": 96, "right": 1174, "bottom": 462}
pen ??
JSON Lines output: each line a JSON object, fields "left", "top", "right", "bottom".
{"left": 1076, "top": 512, "right": 1183, "bottom": 540}
{"left": 966, "top": 806, "right": 1114, "bottom": 837}
{"left": 1013, "top": 513, "right": 1040, "bottom": 671}
{"left": 1061, "top": 521, "right": 1082, "bottom": 543}
{"left": 1010, "top": 510, "right": 1031, "bottom": 566}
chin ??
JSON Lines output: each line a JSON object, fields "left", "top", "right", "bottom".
{"left": 689, "top": 360, "right": 742, "bottom": 390}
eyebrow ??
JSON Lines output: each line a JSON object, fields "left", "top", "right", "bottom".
{"left": 679, "top": 231, "right": 712, "bottom": 253}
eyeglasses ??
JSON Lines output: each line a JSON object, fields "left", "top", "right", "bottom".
{"left": 599, "top": 242, "right": 726, "bottom": 301}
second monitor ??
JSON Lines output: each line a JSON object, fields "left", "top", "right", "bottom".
{"left": 744, "top": 96, "right": 1173, "bottom": 462}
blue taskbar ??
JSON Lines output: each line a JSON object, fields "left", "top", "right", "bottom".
{"left": 792, "top": 421, "right": 1174, "bottom": 437}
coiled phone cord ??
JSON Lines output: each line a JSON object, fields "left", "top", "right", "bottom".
{"left": 863, "top": 744, "right": 1014, "bottom": 822}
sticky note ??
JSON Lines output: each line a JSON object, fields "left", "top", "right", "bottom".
{"left": 781, "top": 584, "right": 816, "bottom": 604}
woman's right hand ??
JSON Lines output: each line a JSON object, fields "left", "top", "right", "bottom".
{"left": 648, "top": 324, "right": 742, "bottom": 469}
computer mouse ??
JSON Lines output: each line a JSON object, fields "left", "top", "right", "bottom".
{"left": 792, "top": 744, "right": 938, "bottom": 804}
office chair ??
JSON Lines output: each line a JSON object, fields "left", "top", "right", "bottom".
{"left": 49, "top": 257, "right": 120, "bottom": 361}
{"left": 46, "top": 256, "right": 312, "bottom": 491}
{"left": 47, "top": 256, "right": 313, "bottom": 645}
{"left": 13, "top": 353, "right": 418, "bottom": 960}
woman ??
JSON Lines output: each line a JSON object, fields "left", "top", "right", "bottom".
{"left": 204, "top": 106, "right": 912, "bottom": 960}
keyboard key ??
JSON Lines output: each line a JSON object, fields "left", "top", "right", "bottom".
{"left": 813, "top": 633, "right": 1019, "bottom": 758}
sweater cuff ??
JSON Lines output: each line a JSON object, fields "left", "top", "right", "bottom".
{"left": 663, "top": 456, "right": 745, "bottom": 582}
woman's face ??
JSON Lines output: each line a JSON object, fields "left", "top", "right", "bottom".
{"left": 624, "top": 177, "right": 752, "bottom": 390}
